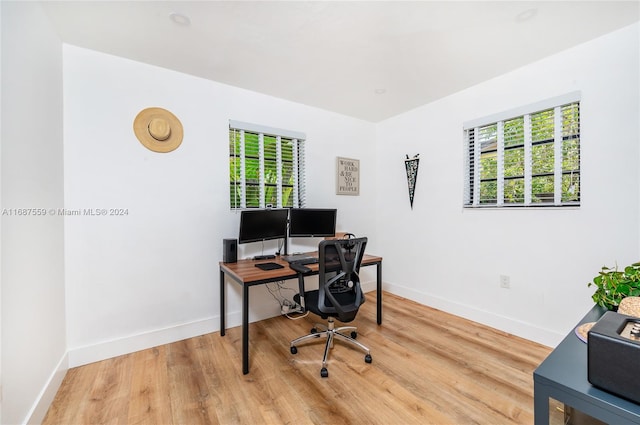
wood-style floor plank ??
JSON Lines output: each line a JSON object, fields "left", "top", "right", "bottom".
{"left": 43, "top": 291, "right": 564, "bottom": 425}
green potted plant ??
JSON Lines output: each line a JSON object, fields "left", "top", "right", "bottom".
{"left": 589, "top": 262, "right": 640, "bottom": 310}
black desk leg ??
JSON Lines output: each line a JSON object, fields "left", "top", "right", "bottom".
{"left": 220, "top": 270, "right": 226, "bottom": 336}
{"left": 377, "top": 262, "right": 382, "bottom": 325}
{"left": 242, "top": 284, "right": 249, "bottom": 374}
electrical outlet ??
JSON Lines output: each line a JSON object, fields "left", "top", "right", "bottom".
{"left": 500, "top": 275, "right": 511, "bottom": 289}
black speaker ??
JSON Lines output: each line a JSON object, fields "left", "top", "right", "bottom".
{"left": 588, "top": 311, "right": 640, "bottom": 404}
{"left": 223, "top": 238, "right": 237, "bottom": 263}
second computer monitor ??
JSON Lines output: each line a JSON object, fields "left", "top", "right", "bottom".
{"left": 288, "top": 208, "right": 337, "bottom": 237}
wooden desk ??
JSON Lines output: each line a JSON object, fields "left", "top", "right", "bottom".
{"left": 534, "top": 305, "right": 640, "bottom": 424}
{"left": 219, "top": 253, "right": 383, "bottom": 374}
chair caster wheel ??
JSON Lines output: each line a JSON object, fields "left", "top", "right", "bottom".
{"left": 320, "top": 367, "right": 328, "bottom": 378}
{"left": 351, "top": 331, "right": 357, "bottom": 339}
{"left": 365, "top": 354, "right": 372, "bottom": 363}
{"left": 291, "top": 346, "right": 297, "bottom": 354}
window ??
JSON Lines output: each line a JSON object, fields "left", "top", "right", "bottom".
{"left": 464, "top": 93, "right": 580, "bottom": 207}
{"left": 229, "top": 120, "right": 306, "bottom": 209}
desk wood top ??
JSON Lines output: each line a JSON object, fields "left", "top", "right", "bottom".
{"left": 220, "top": 252, "right": 382, "bottom": 285}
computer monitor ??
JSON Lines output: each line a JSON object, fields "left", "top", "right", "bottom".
{"left": 288, "top": 208, "right": 337, "bottom": 237}
{"left": 238, "top": 208, "right": 289, "bottom": 244}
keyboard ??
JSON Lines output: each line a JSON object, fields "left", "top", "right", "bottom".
{"left": 282, "top": 254, "right": 317, "bottom": 264}
{"left": 293, "top": 257, "right": 318, "bottom": 265}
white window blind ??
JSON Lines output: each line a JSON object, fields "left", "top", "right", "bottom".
{"left": 229, "top": 121, "right": 306, "bottom": 209}
{"left": 464, "top": 93, "right": 580, "bottom": 208}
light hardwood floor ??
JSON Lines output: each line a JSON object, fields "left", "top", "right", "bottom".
{"left": 43, "top": 292, "right": 564, "bottom": 424}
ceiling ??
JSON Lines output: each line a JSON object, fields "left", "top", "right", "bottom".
{"left": 40, "top": 1, "right": 639, "bottom": 122}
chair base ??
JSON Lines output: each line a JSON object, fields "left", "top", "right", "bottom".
{"left": 290, "top": 316, "right": 372, "bottom": 377}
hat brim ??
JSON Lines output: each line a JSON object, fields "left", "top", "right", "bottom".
{"left": 133, "top": 107, "right": 183, "bottom": 153}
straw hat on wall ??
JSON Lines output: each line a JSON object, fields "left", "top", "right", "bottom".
{"left": 133, "top": 107, "right": 183, "bottom": 153}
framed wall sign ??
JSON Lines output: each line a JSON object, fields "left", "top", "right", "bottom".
{"left": 336, "top": 157, "right": 360, "bottom": 196}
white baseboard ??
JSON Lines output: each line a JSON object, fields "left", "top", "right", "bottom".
{"left": 361, "top": 280, "right": 377, "bottom": 293}
{"left": 67, "top": 278, "right": 560, "bottom": 368}
{"left": 68, "top": 317, "right": 220, "bottom": 368}
{"left": 68, "top": 278, "right": 380, "bottom": 368}
{"left": 26, "top": 352, "right": 68, "bottom": 425}
{"left": 383, "top": 281, "right": 564, "bottom": 348}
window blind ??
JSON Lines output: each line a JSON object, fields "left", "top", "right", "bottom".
{"left": 464, "top": 94, "right": 580, "bottom": 208}
{"left": 229, "top": 121, "right": 306, "bottom": 209}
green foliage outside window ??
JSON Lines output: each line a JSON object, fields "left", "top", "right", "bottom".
{"left": 503, "top": 117, "right": 525, "bottom": 203}
{"left": 229, "top": 130, "right": 297, "bottom": 209}
{"left": 479, "top": 124, "right": 497, "bottom": 203}
{"left": 474, "top": 103, "right": 580, "bottom": 206}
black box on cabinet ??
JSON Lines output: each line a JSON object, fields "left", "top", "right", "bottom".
{"left": 223, "top": 238, "right": 237, "bottom": 263}
{"left": 588, "top": 310, "right": 640, "bottom": 404}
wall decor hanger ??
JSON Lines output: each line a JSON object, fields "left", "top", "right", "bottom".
{"left": 404, "top": 154, "right": 420, "bottom": 209}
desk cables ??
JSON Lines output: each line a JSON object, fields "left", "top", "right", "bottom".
{"left": 265, "top": 281, "right": 308, "bottom": 319}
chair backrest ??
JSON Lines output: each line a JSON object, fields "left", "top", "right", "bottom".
{"left": 317, "top": 236, "right": 368, "bottom": 322}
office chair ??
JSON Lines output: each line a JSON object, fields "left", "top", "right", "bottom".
{"left": 290, "top": 236, "right": 372, "bottom": 377}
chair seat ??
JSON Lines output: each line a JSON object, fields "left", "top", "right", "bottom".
{"left": 294, "top": 290, "right": 364, "bottom": 322}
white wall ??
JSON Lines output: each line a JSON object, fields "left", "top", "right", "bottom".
{"left": 63, "top": 45, "right": 377, "bottom": 367}
{"left": 376, "top": 23, "right": 640, "bottom": 347}
{"left": 1, "top": 2, "right": 67, "bottom": 424}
